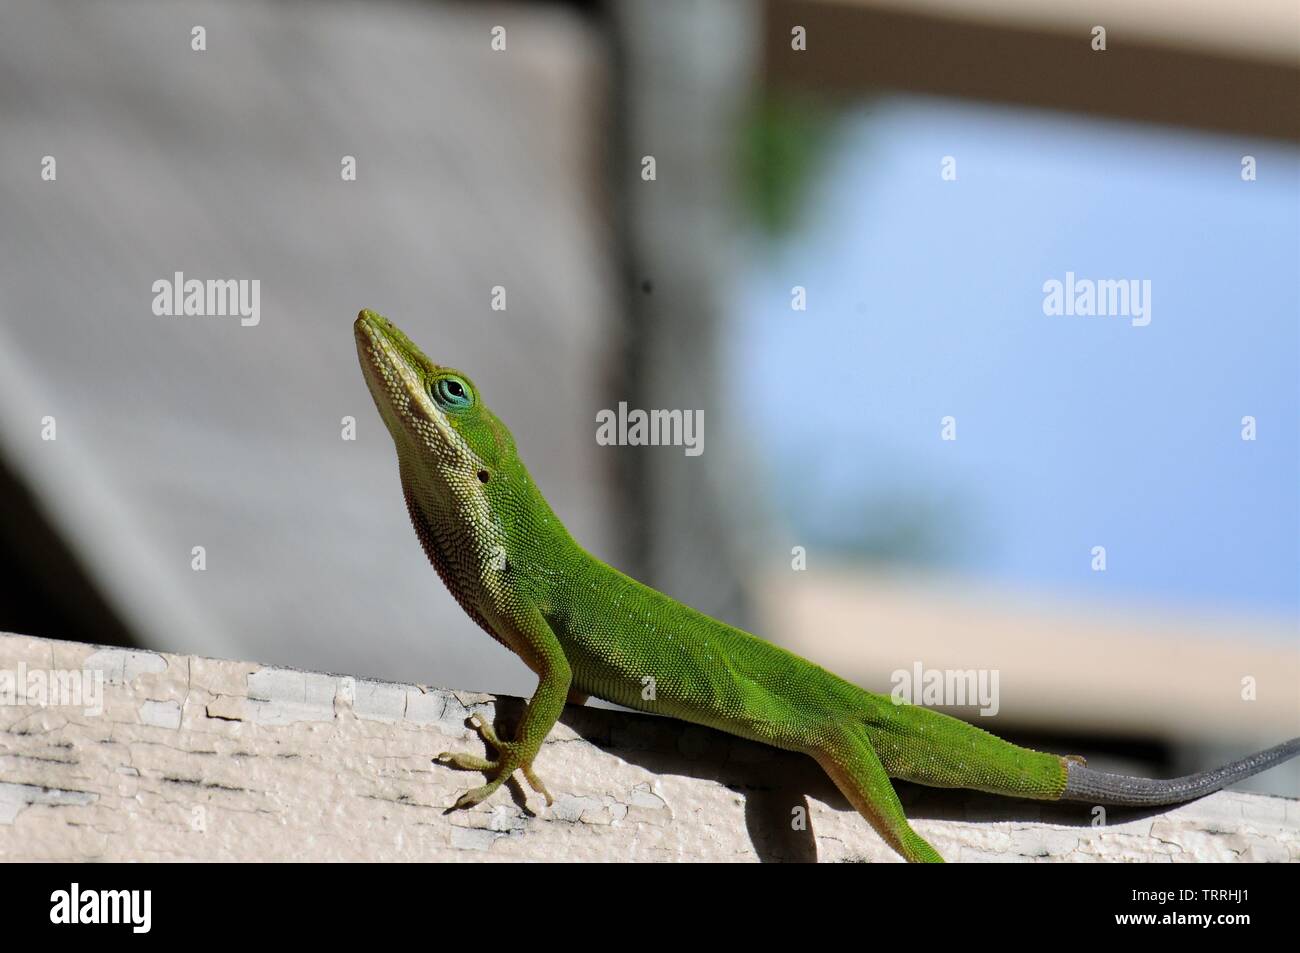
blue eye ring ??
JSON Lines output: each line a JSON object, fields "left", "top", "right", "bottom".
{"left": 431, "top": 374, "right": 473, "bottom": 408}
{"left": 432, "top": 376, "right": 473, "bottom": 410}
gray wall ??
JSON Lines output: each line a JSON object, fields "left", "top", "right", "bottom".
{"left": 0, "top": 0, "right": 618, "bottom": 697}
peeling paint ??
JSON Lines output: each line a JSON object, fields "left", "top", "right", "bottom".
{"left": 352, "top": 679, "right": 408, "bottom": 723}
{"left": 84, "top": 648, "right": 167, "bottom": 686}
{"left": 1, "top": 633, "right": 1296, "bottom": 862}
{"left": 449, "top": 825, "right": 503, "bottom": 851}
{"left": 138, "top": 700, "right": 182, "bottom": 729}
{"left": 245, "top": 668, "right": 337, "bottom": 725}
{"left": 401, "top": 688, "right": 448, "bottom": 726}
{"left": 0, "top": 782, "right": 97, "bottom": 824}
{"left": 627, "top": 783, "right": 666, "bottom": 810}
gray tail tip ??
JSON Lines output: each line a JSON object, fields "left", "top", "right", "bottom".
{"left": 1060, "top": 736, "right": 1300, "bottom": 807}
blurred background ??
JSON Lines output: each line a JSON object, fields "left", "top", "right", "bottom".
{"left": 1, "top": 0, "right": 1297, "bottom": 792}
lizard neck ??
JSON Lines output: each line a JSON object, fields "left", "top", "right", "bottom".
{"left": 397, "top": 450, "right": 573, "bottom": 630}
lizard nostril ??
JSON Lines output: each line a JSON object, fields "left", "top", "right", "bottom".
{"left": 477, "top": 470, "right": 490, "bottom": 483}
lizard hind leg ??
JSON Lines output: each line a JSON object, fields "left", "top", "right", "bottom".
{"left": 810, "top": 724, "right": 944, "bottom": 863}
{"left": 864, "top": 701, "right": 1069, "bottom": 801}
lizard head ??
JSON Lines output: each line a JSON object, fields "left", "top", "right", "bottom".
{"left": 354, "top": 309, "right": 517, "bottom": 497}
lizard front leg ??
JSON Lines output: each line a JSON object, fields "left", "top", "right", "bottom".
{"left": 436, "top": 605, "right": 571, "bottom": 809}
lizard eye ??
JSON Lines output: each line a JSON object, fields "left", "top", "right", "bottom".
{"left": 432, "top": 376, "right": 473, "bottom": 410}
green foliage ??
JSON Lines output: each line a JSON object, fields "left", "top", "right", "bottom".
{"left": 739, "top": 92, "right": 842, "bottom": 237}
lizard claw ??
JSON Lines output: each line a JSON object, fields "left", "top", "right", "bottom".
{"left": 522, "top": 765, "right": 554, "bottom": 806}
{"left": 467, "top": 712, "right": 504, "bottom": 749}
{"left": 435, "top": 713, "right": 552, "bottom": 809}
{"left": 452, "top": 779, "right": 507, "bottom": 809}
{"left": 436, "top": 751, "right": 495, "bottom": 771}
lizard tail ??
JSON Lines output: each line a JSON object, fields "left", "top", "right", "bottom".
{"left": 861, "top": 697, "right": 1298, "bottom": 805}
{"left": 1058, "top": 737, "right": 1300, "bottom": 806}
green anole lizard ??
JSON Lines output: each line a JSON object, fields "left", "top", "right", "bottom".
{"left": 354, "top": 309, "right": 1299, "bottom": 862}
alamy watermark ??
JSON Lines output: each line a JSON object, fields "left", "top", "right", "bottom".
{"left": 50, "top": 883, "right": 150, "bottom": 933}
{"left": 595, "top": 402, "right": 703, "bottom": 457}
{"left": 1042, "top": 272, "right": 1151, "bottom": 327}
{"left": 152, "top": 271, "right": 260, "bottom": 326}
{"left": 890, "top": 662, "right": 1000, "bottom": 716}
{"left": 0, "top": 662, "right": 103, "bottom": 716}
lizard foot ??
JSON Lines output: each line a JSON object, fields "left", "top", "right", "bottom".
{"left": 435, "top": 713, "right": 554, "bottom": 808}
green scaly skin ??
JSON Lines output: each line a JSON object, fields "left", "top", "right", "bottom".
{"left": 354, "top": 309, "right": 1298, "bottom": 863}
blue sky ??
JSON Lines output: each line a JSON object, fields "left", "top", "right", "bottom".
{"left": 728, "top": 94, "right": 1299, "bottom": 621}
